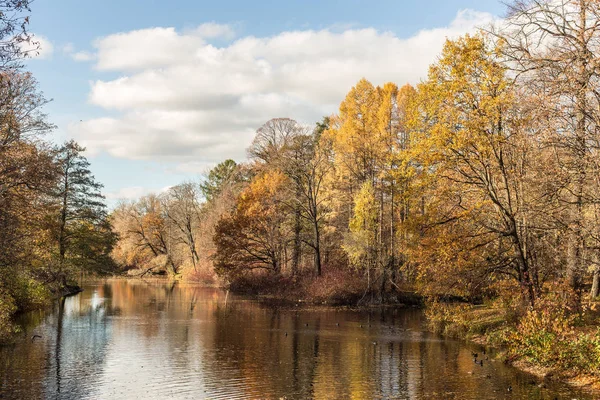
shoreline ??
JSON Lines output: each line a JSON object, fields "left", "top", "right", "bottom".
{"left": 455, "top": 332, "right": 600, "bottom": 397}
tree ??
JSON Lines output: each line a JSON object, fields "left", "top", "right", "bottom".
{"left": 0, "top": 1, "right": 37, "bottom": 69}
{"left": 344, "top": 181, "right": 378, "bottom": 285}
{"left": 284, "top": 130, "right": 332, "bottom": 276}
{"left": 325, "top": 79, "right": 410, "bottom": 295}
{"left": 0, "top": 71, "right": 56, "bottom": 303}
{"left": 213, "top": 171, "right": 291, "bottom": 280}
{"left": 407, "top": 34, "right": 546, "bottom": 305}
{"left": 247, "top": 118, "right": 304, "bottom": 164}
{"left": 162, "top": 183, "right": 202, "bottom": 270}
{"left": 496, "top": 0, "right": 600, "bottom": 294}
{"left": 249, "top": 118, "right": 312, "bottom": 276}
{"left": 53, "top": 140, "right": 110, "bottom": 283}
{"left": 200, "top": 159, "right": 239, "bottom": 203}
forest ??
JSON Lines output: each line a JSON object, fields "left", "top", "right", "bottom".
{"left": 3, "top": 0, "right": 600, "bottom": 384}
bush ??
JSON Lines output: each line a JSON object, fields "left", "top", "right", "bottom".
{"left": 185, "top": 266, "right": 218, "bottom": 285}
{"left": 425, "top": 301, "right": 507, "bottom": 338}
{"left": 0, "top": 289, "right": 17, "bottom": 340}
{"left": 228, "top": 270, "right": 291, "bottom": 295}
{"left": 302, "top": 268, "right": 363, "bottom": 305}
{"left": 505, "top": 284, "right": 600, "bottom": 375}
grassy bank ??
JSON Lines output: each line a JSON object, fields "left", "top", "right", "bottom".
{"left": 0, "top": 278, "right": 82, "bottom": 342}
{"left": 426, "top": 293, "right": 600, "bottom": 394}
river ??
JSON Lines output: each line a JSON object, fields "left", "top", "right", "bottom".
{"left": 0, "top": 279, "right": 592, "bottom": 399}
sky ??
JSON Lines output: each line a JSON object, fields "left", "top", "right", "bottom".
{"left": 24, "top": 0, "right": 506, "bottom": 206}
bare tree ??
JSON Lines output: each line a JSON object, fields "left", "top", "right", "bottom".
{"left": 162, "top": 183, "right": 202, "bottom": 270}
{"left": 284, "top": 133, "right": 332, "bottom": 276}
{"left": 248, "top": 118, "right": 304, "bottom": 164}
{"left": 495, "top": 0, "right": 600, "bottom": 293}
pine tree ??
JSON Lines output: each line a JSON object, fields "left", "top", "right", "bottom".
{"left": 53, "top": 140, "right": 111, "bottom": 283}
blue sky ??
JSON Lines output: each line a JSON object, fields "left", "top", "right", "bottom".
{"left": 25, "top": 0, "right": 505, "bottom": 205}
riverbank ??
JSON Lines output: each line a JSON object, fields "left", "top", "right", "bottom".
{"left": 0, "top": 280, "right": 83, "bottom": 343}
{"left": 217, "top": 269, "right": 423, "bottom": 307}
{"left": 426, "top": 301, "right": 600, "bottom": 396}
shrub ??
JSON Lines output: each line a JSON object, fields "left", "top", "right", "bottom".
{"left": 0, "top": 289, "right": 17, "bottom": 340}
{"left": 185, "top": 266, "right": 218, "bottom": 285}
{"left": 425, "top": 301, "right": 506, "bottom": 338}
{"left": 302, "top": 268, "right": 363, "bottom": 305}
{"left": 505, "top": 284, "right": 600, "bottom": 375}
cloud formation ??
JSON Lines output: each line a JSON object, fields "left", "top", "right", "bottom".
{"left": 63, "top": 42, "right": 95, "bottom": 62}
{"left": 68, "top": 11, "right": 494, "bottom": 170}
{"left": 22, "top": 34, "right": 54, "bottom": 59}
{"left": 105, "top": 185, "right": 173, "bottom": 201}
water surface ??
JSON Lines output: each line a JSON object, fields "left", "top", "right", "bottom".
{"left": 0, "top": 279, "right": 592, "bottom": 399}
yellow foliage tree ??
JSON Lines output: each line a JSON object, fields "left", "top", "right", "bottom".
{"left": 407, "top": 34, "right": 545, "bottom": 304}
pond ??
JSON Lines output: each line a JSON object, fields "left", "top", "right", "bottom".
{"left": 0, "top": 279, "right": 592, "bottom": 399}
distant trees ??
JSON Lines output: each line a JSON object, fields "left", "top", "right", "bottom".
{"left": 163, "top": 183, "right": 202, "bottom": 270}
{"left": 111, "top": 161, "right": 247, "bottom": 278}
{"left": 112, "top": 195, "right": 179, "bottom": 275}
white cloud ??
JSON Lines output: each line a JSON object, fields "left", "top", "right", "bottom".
{"left": 69, "top": 10, "right": 496, "bottom": 166}
{"left": 72, "top": 51, "right": 95, "bottom": 62}
{"left": 105, "top": 186, "right": 152, "bottom": 200}
{"left": 62, "top": 42, "right": 95, "bottom": 62}
{"left": 62, "top": 43, "right": 74, "bottom": 54}
{"left": 21, "top": 34, "right": 54, "bottom": 59}
{"left": 193, "top": 22, "right": 235, "bottom": 40}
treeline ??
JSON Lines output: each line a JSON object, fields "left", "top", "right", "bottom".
{"left": 0, "top": 2, "right": 114, "bottom": 338}
{"left": 115, "top": 0, "right": 600, "bottom": 317}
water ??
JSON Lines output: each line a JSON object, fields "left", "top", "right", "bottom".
{"left": 0, "top": 279, "right": 592, "bottom": 399}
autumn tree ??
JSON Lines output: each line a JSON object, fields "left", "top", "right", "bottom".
{"left": 407, "top": 34, "right": 550, "bottom": 305}
{"left": 249, "top": 118, "right": 312, "bottom": 275}
{"left": 213, "top": 171, "right": 291, "bottom": 280}
{"left": 118, "top": 195, "right": 179, "bottom": 275}
{"left": 344, "top": 181, "right": 378, "bottom": 291}
{"left": 0, "top": 72, "right": 54, "bottom": 269}
{"left": 325, "top": 79, "right": 414, "bottom": 296}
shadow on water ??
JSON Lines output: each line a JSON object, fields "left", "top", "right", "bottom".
{"left": 0, "top": 279, "right": 594, "bottom": 399}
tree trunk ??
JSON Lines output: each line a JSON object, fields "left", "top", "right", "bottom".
{"left": 313, "top": 220, "right": 321, "bottom": 276}
{"left": 568, "top": 1, "right": 588, "bottom": 293}
{"left": 58, "top": 164, "right": 69, "bottom": 286}
{"left": 591, "top": 252, "right": 600, "bottom": 299}
{"left": 292, "top": 203, "right": 301, "bottom": 276}
{"left": 591, "top": 267, "right": 600, "bottom": 299}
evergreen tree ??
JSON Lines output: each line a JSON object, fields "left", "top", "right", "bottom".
{"left": 53, "top": 140, "right": 113, "bottom": 282}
